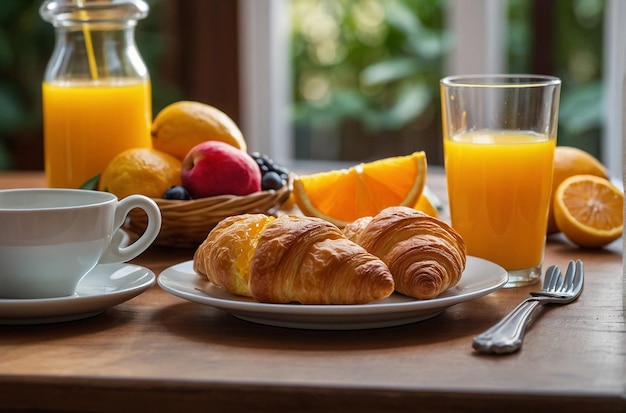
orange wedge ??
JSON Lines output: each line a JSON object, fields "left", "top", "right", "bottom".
{"left": 293, "top": 152, "right": 427, "bottom": 227}
{"left": 414, "top": 191, "right": 438, "bottom": 218}
{"left": 553, "top": 174, "right": 623, "bottom": 248}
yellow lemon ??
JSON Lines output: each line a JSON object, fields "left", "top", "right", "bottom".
{"left": 99, "top": 148, "right": 182, "bottom": 199}
{"left": 151, "top": 101, "right": 247, "bottom": 161}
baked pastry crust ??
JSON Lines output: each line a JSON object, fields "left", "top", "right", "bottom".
{"left": 343, "top": 206, "right": 466, "bottom": 299}
{"left": 194, "top": 214, "right": 395, "bottom": 304}
{"left": 193, "top": 214, "right": 273, "bottom": 297}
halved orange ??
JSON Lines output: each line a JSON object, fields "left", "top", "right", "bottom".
{"left": 547, "top": 146, "right": 609, "bottom": 233}
{"left": 293, "top": 152, "right": 427, "bottom": 227}
{"left": 553, "top": 174, "right": 623, "bottom": 248}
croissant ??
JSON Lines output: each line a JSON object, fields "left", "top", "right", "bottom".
{"left": 343, "top": 206, "right": 466, "bottom": 300}
{"left": 194, "top": 214, "right": 395, "bottom": 304}
{"left": 193, "top": 214, "right": 272, "bottom": 297}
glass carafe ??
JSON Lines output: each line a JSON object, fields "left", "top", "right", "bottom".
{"left": 40, "top": 0, "right": 152, "bottom": 189}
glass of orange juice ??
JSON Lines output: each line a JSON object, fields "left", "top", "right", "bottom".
{"left": 440, "top": 75, "right": 561, "bottom": 287}
{"left": 40, "top": 0, "right": 152, "bottom": 189}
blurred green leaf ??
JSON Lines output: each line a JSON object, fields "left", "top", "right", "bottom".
{"left": 388, "top": 83, "right": 431, "bottom": 126}
{"left": 361, "top": 57, "right": 421, "bottom": 85}
{"left": 383, "top": 0, "right": 422, "bottom": 37}
{"left": 558, "top": 81, "right": 603, "bottom": 135}
{"left": 405, "top": 29, "right": 447, "bottom": 59}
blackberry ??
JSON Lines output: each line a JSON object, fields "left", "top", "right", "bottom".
{"left": 250, "top": 152, "right": 290, "bottom": 191}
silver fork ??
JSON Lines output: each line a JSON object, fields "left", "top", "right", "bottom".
{"left": 472, "top": 260, "right": 584, "bottom": 354}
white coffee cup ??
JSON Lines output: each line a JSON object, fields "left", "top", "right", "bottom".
{"left": 0, "top": 188, "right": 161, "bottom": 299}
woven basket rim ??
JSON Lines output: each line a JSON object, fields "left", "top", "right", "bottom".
{"left": 153, "top": 185, "right": 287, "bottom": 207}
{"left": 127, "top": 180, "right": 292, "bottom": 248}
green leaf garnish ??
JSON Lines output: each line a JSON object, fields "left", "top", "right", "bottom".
{"left": 80, "top": 174, "right": 101, "bottom": 190}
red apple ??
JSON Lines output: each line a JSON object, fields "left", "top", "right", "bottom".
{"left": 181, "top": 141, "right": 261, "bottom": 198}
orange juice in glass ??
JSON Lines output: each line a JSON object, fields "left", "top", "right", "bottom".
{"left": 40, "top": 0, "right": 151, "bottom": 189}
{"left": 43, "top": 80, "right": 152, "bottom": 189}
{"left": 441, "top": 75, "right": 561, "bottom": 287}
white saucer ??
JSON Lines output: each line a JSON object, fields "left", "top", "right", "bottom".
{"left": 158, "top": 256, "right": 508, "bottom": 330}
{"left": 0, "top": 263, "right": 155, "bottom": 324}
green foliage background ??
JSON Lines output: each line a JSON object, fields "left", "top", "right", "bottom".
{"left": 0, "top": 0, "right": 607, "bottom": 168}
{"left": 290, "top": 0, "right": 606, "bottom": 161}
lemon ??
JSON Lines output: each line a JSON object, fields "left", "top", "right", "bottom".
{"left": 99, "top": 148, "right": 182, "bottom": 199}
{"left": 151, "top": 101, "right": 247, "bottom": 160}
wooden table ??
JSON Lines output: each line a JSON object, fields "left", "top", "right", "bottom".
{"left": 0, "top": 171, "right": 623, "bottom": 413}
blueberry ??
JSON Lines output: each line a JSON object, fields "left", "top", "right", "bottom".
{"left": 261, "top": 171, "right": 284, "bottom": 191}
{"left": 163, "top": 185, "right": 191, "bottom": 200}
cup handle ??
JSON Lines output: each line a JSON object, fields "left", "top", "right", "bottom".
{"left": 99, "top": 195, "right": 162, "bottom": 264}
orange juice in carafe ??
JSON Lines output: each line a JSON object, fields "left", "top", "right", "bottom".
{"left": 444, "top": 130, "right": 555, "bottom": 270}
{"left": 40, "top": 0, "right": 152, "bottom": 188}
{"left": 43, "top": 80, "right": 152, "bottom": 188}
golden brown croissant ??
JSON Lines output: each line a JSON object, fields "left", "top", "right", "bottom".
{"left": 194, "top": 214, "right": 395, "bottom": 304}
{"left": 193, "top": 214, "right": 273, "bottom": 297}
{"left": 343, "top": 206, "right": 466, "bottom": 300}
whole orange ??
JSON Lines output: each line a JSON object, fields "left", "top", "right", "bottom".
{"left": 99, "top": 148, "right": 182, "bottom": 199}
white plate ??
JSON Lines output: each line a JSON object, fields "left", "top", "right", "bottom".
{"left": 158, "top": 256, "right": 508, "bottom": 330}
{"left": 0, "top": 263, "right": 155, "bottom": 324}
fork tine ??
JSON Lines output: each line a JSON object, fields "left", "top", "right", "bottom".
{"left": 573, "top": 259, "right": 584, "bottom": 293}
{"left": 555, "top": 271, "right": 564, "bottom": 291}
{"left": 560, "top": 261, "right": 576, "bottom": 293}
{"left": 548, "top": 266, "right": 562, "bottom": 292}
{"left": 541, "top": 267, "right": 551, "bottom": 289}
{"left": 542, "top": 265, "right": 559, "bottom": 291}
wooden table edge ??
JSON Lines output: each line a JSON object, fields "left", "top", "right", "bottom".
{"left": 0, "top": 375, "right": 624, "bottom": 413}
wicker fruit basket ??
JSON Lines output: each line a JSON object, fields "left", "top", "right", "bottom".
{"left": 126, "top": 181, "right": 292, "bottom": 248}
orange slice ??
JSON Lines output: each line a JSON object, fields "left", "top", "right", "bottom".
{"left": 414, "top": 193, "right": 438, "bottom": 218}
{"left": 553, "top": 174, "right": 623, "bottom": 248}
{"left": 293, "top": 152, "right": 427, "bottom": 227}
